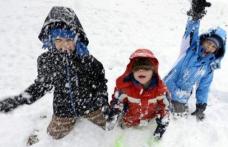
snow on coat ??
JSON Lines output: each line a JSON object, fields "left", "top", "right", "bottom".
{"left": 164, "top": 18, "right": 227, "bottom": 104}
{"left": 0, "top": 51, "right": 109, "bottom": 117}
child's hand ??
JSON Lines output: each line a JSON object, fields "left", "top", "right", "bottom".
{"left": 153, "top": 117, "right": 169, "bottom": 139}
{"left": 102, "top": 105, "right": 121, "bottom": 130}
{"left": 187, "top": 0, "right": 211, "bottom": 20}
{"left": 105, "top": 113, "right": 119, "bottom": 131}
{"left": 153, "top": 125, "right": 165, "bottom": 140}
{"left": 0, "top": 101, "right": 12, "bottom": 112}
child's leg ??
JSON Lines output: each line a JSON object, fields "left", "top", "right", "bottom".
{"left": 47, "top": 115, "right": 76, "bottom": 139}
{"left": 171, "top": 100, "right": 188, "bottom": 117}
{"left": 86, "top": 109, "right": 106, "bottom": 129}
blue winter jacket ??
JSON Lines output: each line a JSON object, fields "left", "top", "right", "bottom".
{"left": 164, "top": 18, "right": 226, "bottom": 104}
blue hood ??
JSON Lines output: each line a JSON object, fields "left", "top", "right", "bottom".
{"left": 200, "top": 27, "right": 227, "bottom": 69}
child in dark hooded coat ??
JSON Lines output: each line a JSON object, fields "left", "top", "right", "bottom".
{"left": 0, "top": 6, "right": 109, "bottom": 139}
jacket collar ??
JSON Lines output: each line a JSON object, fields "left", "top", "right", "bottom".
{"left": 124, "top": 73, "right": 158, "bottom": 90}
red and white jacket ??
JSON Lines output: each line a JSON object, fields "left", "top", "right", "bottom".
{"left": 111, "top": 49, "right": 169, "bottom": 127}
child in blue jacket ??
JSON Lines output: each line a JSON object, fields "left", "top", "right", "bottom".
{"left": 164, "top": 0, "right": 226, "bottom": 120}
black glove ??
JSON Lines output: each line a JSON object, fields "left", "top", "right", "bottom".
{"left": 102, "top": 105, "right": 120, "bottom": 121}
{"left": 107, "top": 108, "right": 121, "bottom": 122}
{"left": 104, "top": 107, "right": 122, "bottom": 131}
{"left": 0, "top": 95, "right": 27, "bottom": 113}
{"left": 191, "top": 103, "right": 207, "bottom": 120}
{"left": 187, "top": 0, "right": 211, "bottom": 20}
{"left": 153, "top": 117, "right": 169, "bottom": 140}
{"left": 0, "top": 100, "right": 16, "bottom": 112}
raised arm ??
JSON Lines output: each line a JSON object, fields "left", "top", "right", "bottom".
{"left": 178, "top": 0, "right": 211, "bottom": 58}
{"left": 179, "top": 18, "right": 200, "bottom": 57}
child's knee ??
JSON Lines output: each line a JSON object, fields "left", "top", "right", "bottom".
{"left": 171, "top": 100, "right": 188, "bottom": 115}
{"left": 86, "top": 109, "right": 106, "bottom": 128}
{"left": 47, "top": 115, "right": 76, "bottom": 139}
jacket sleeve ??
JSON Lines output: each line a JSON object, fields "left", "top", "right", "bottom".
{"left": 164, "top": 69, "right": 180, "bottom": 100}
{"left": 110, "top": 88, "right": 128, "bottom": 113}
{"left": 156, "top": 94, "right": 170, "bottom": 118}
{"left": 0, "top": 54, "right": 53, "bottom": 112}
{"left": 178, "top": 18, "right": 200, "bottom": 58}
{"left": 89, "top": 56, "right": 109, "bottom": 108}
{"left": 195, "top": 72, "right": 214, "bottom": 104}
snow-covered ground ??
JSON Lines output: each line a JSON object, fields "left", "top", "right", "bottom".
{"left": 0, "top": 0, "right": 228, "bottom": 147}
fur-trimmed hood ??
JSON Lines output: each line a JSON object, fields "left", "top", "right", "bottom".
{"left": 200, "top": 27, "right": 227, "bottom": 69}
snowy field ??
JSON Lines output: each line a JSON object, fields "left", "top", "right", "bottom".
{"left": 0, "top": 0, "right": 228, "bottom": 147}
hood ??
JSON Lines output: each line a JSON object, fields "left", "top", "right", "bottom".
{"left": 128, "top": 49, "right": 159, "bottom": 74}
{"left": 38, "top": 6, "right": 89, "bottom": 46}
{"left": 116, "top": 49, "right": 164, "bottom": 89}
{"left": 200, "top": 27, "right": 227, "bottom": 69}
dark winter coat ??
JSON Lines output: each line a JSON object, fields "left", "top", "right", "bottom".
{"left": 0, "top": 51, "right": 109, "bottom": 117}
{"left": 0, "top": 6, "right": 109, "bottom": 117}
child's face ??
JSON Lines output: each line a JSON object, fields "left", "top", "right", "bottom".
{"left": 133, "top": 68, "right": 153, "bottom": 87}
{"left": 54, "top": 37, "right": 75, "bottom": 54}
{"left": 202, "top": 40, "right": 218, "bottom": 55}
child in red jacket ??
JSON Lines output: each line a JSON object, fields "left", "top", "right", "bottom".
{"left": 108, "top": 49, "right": 169, "bottom": 139}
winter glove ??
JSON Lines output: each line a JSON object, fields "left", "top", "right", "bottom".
{"left": 105, "top": 107, "right": 122, "bottom": 131}
{"left": 0, "top": 95, "right": 28, "bottom": 113}
{"left": 102, "top": 104, "right": 121, "bottom": 130}
{"left": 191, "top": 103, "right": 207, "bottom": 121}
{"left": 0, "top": 99, "right": 17, "bottom": 112}
{"left": 187, "top": 0, "right": 211, "bottom": 20}
{"left": 153, "top": 117, "right": 169, "bottom": 140}
{"left": 0, "top": 102, "right": 4, "bottom": 112}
